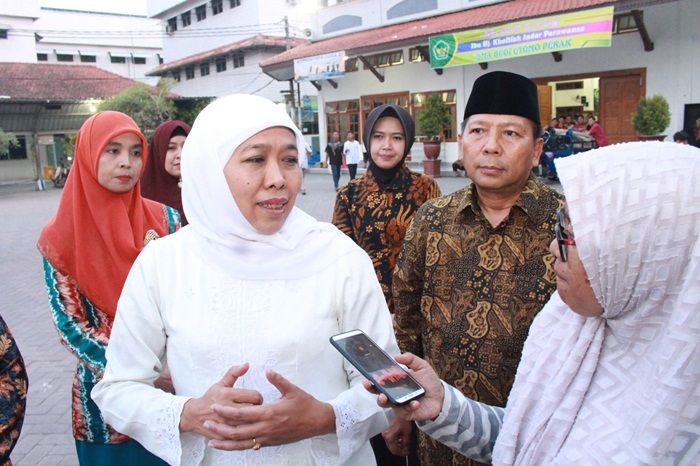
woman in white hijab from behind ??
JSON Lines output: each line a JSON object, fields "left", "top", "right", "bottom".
{"left": 366, "top": 141, "right": 700, "bottom": 465}
{"left": 92, "top": 94, "right": 398, "bottom": 465}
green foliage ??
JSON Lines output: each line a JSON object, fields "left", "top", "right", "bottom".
{"left": 173, "top": 97, "right": 213, "bottom": 126}
{"left": 631, "top": 94, "right": 671, "bottom": 135}
{"left": 0, "top": 128, "right": 18, "bottom": 157}
{"left": 418, "top": 93, "right": 452, "bottom": 140}
{"left": 98, "top": 80, "right": 176, "bottom": 134}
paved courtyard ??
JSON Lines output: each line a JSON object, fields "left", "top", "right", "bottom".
{"left": 0, "top": 171, "right": 558, "bottom": 465}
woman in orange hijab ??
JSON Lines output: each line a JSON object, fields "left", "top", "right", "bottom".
{"left": 37, "top": 111, "right": 180, "bottom": 465}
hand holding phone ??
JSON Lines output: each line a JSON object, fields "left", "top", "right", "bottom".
{"left": 330, "top": 329, "right": 425, "bottom": 405}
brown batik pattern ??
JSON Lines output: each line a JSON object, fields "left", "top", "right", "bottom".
{"left": 393, "top": 176, "right": 563, "bottom": 466}
{"left": 333, "top": 165, "right": 441, "bottom": 312}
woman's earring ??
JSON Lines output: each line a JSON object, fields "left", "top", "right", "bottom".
{"left": 178, "top": 178, "right": 182, "bottom": 188}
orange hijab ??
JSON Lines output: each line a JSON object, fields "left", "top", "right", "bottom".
{"left": 37, "top": 111, "right": 170, "bottom": 319}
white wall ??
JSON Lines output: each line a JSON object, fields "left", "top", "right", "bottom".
{"left": 0, "top": 0, "right": 41, "bottom": 63}
{"left": 314, "top": 0, "right": 507, "bottom": 39}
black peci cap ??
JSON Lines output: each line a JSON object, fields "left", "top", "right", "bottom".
{"left": 463, "top": 71, "right": 540, "bottom": 126}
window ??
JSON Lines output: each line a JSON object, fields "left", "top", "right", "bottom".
{"left": 325, "top": 99, "right": 360, "bottom": 140}
{"left": 0, "top": 30, "right": 7, "bottom": 39}
{"left": 0, "top": 135, "right": 27, "bottom": 161}
{"left": 56, "top": 53, "right": 74, "bottom": 62}
{"left": 411, "top": 90, "right": 457, "bottom": 141}
{"left": 200, "top": 62, "right": 210, "bottom": 76}
{"left": 185, "top": 67, "right": 195, "bottom": 80}
{"left": 167, "top": 17, "right": 178, "bottom": 32}
{"left": 212, "top": 0, "right": 223, "bottom": 15}
{"left": 196, "top": 5, "right": 207, "bottom": 21}
{"left": 158, "top": 54, "right": 164, "bottom": 64}
{"left": 555, "top": 81, "right": 584, "bottom": 91}
{"left": 110, "top": 55, "right": 126, "bottom": 63}
{"left": 172, "top": 71, "right": 181, "bottom": 82}
{"left": 37, "top": 53, "right": 48, "bottom": 61}
{"left": 133, "top": 56, "right": 147, "bottom": 65}
{"left": 344, "top": 57, "right": 358, "bottom": 72}
{"left": 230, "top": 0, "right": 241, "bottom": 7}
{"left": 80, "top": 54, "right": 97, "bottom": 63}
{"left": 362, "top": 50, "right": 403, "bottom": 69}
{"left": 181, "top": 11, "right": 191, "bottom": 27}
{"left": 409, "top": 47, "right": 427, "bottom": 63}
{"left": 613, "top": 12, "right": 639, "bottom": 34}
{"left": 216, "top": 58, "right": 227, "bottom": 72}
{"left": 232, "top": 52, "right": 244, "bottom": 68}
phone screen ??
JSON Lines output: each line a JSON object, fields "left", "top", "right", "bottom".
{"left": 330, "top": 330, "right": 425, "bottom": 405}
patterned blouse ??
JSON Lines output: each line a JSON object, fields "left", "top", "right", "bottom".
{"left": 41, "top": 206, "right": 180, "bottom": 444}
{"left": 393, "top": 176, "right": 563, "bottom": 466}
{"left": 0, "top": 315, "right": 27, "bottom": 466}
{"left": 332, "top": 166, "right": 441, "bottom": 312}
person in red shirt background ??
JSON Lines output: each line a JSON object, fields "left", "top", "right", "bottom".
{"left": 587, "top": 116, "right": 608, "bottom": 147}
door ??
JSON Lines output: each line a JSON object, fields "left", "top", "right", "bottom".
{"left": 600, "top": 74, "right": 643, "bottom": 144}
{"left": 537, "top": 85, "right": 553, "bottom": 127}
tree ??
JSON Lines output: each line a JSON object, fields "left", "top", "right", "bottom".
{"left": 98, "top": 79, "right": 176, "bottom": 134}
{"left": 173, "top": 97, "right": 213, "bottom": 126}
{"left": 0, "top": 128, "right": 18, "bottom": 158}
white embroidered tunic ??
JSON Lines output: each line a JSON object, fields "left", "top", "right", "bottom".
{"left": 93, "top": 228, "right": 397, "bottom": 466}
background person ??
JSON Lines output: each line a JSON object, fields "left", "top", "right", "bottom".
{"left": 370, "top": 141, "right": 700, "bottom": 466}
{"left": 393, "top": 71, "right": 563, "bottom": 466}
{"left": 332, "top": 104, "right": 440, "bottom": 465}
{"left": 586, "top": 116, "right": 608, "bottom": 147}
{"left": 344, "top": 131, "right": 362, "bottom": 180}
{"left": 324, "top": 131, "right": 344, "bottom": 190}
{"left": 92, "top": 95, "right": 399, "bottom": 465}
{"left": 37, "top": 111, "right": 181, "bottom": 465}
{"left": 673, "top": 130, "right": 690, "bottom": 144}
{"left": 141, "top": 120, "right": 191, "bottom": 225}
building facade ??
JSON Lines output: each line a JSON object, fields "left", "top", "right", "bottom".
{"left": 262, "top": 0, "right": 700, "bottom": 165}
{"left": 145, "top": 0, "right": 322, "bottom": 155}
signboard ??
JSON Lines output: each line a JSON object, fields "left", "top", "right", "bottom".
{"left": 430, "top": 6, "right": 614, "bottom": 68}
{"left": 294, "top": 51, "right": 346, "bottom": 81}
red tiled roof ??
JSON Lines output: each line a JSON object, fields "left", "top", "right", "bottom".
{"left": 147, "top": 34, "right": 310, "bottom": 76}
{"left": 261, "top": 0, "right": 613, "bottom": 68}
{"left": 0, "top": 63, "right": 146, "bottom": 100}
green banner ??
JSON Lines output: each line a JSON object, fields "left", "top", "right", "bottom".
{"left": 430, "top": 6, "right": 614, "bottom": 68}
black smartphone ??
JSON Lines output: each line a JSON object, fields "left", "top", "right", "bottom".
{"left": 330, "top": 329, "right": 425, "bottom": 405}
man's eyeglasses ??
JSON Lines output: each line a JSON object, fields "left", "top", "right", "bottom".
{"left": 555, "top": 207, "right": 576, "bottom": 262}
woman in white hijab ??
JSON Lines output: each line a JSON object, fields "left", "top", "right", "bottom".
{"left": 366, "top": 141, "right": 700, "bottom": 465}
{"left": 92, "top": 94, "right": 398, "bottom": 465}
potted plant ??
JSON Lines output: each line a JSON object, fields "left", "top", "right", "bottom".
{"left": 631, "top": 95, "right": 671, "bottom": 141}
{"left": 418, "top": 93, "right": 452, "bottom": 160}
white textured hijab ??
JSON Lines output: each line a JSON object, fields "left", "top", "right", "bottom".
{"left": 492, "top": 142, "right": 700, "bottom": 465}
{"left": 180, "top": 94, "right": 353, "bottom": 279}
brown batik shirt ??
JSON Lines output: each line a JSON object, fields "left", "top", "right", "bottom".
{"left": 393, "top": 176, "right": 563, "bottom": 466}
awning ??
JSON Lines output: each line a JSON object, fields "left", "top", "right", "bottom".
{"left": 78, "top": 51, "right": 98, "bottom": 57}
{"left": 109, "top": 52, "right": 131, "bottom": 58}
{"left": 54, "top": 49, "right": 78, "bottom": 56}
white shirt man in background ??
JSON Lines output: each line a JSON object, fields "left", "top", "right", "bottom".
{"left": 343, "top": 131, "right": 362, "bottom": 180}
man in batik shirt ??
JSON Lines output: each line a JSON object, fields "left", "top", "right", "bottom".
{"left": 393, "top": 71, "right": 563, "bottom": 466}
